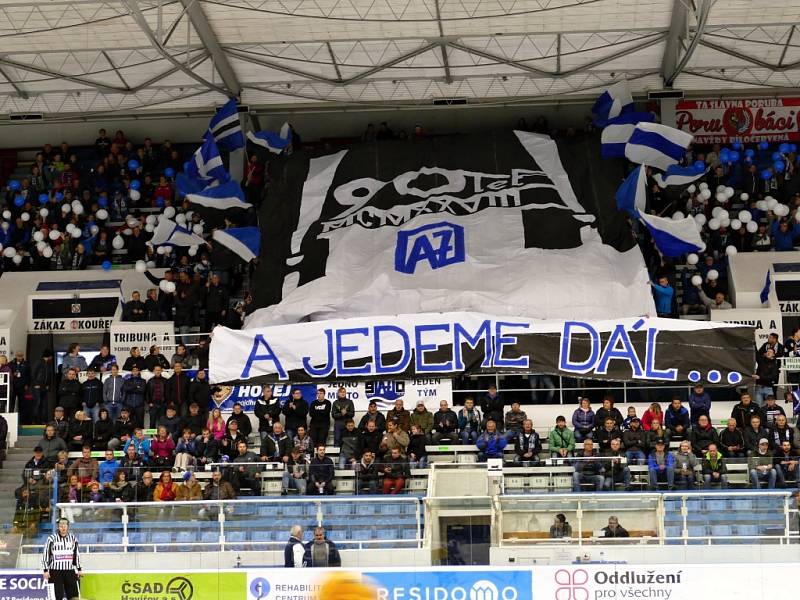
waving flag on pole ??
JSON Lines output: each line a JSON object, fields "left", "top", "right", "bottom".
{"left": 652, "top": 164, "right": 708, "bottom": 188}
{"left": 625, "top": 122, "right": 693, "bottom": 171}
{"left": 760, "top": 269, "right": 772, "bottom": 305}
{"left": 615, "top": 166, "right": 647, "bottom": 217}
{"left": 638, "top": 212, "right": 704, "bottom": 257}
{"left": 186, "top": 180, "right": 252, "bottom": 210}
{"left": 187, "top": 136, "right": 230, "bottom": 183}
{"left": 150, "top": 218, "right": 206, "bottom": 247}
{"left": 212, "top": 226, "right": 261, "bottom": 262}
{"left": 601, "top": 112, "right": 656, "bottom": 158}
{"left": 247, "top": 128, "right": 291, "bottom": 154}
{"left": 592, "top": 81, "right": 634, "bottom": 127}
{"left": 206, "top": 98, "right": 245, "bottom": 151}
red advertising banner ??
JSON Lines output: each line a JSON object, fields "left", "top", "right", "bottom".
{"left": 675, "top": 98, "right": 800, "bottom": 143}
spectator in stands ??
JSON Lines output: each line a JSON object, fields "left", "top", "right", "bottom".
{"left": 170, "top": 344, "right": 193, "bottom": 369}
{"left": 572, "top": 397, "right": 595, "bottom": 441}
{"left": 221, "top": 418, "right": 247, "bottom": 457}
{"left": 651, "top": 276, "right": 674, "bottom": 317}
{"left": 358, "top": 419, "right": 381, "bottom": 458}
{"left": 386, "top": 399, "right": 411, "bottom": 432}
{"left": 165, "top": 363, "right": 190, "bottom": 416}
{"left": 549, "top": 514, "right": 572, "bottom": 539}
{"left": 283, "top": 389, "right": 309, "bottom": 439}
{"left": 293, "top": 426, "right": 313, "bottom": 459}
{"left": 308, "top": 444, "right": 334, "bottom": 495}
{"left": 93, "top": 408, "right": 113, "bottom": 450}
{"left": 62, "top": 343, "right": 87, "bottom": 372}
{"left": 749, "top": 438, "right": 777, "bottom": 488}
{"left": 176, "top": 471, "right": 202, "bottom": 503}
{"left": 123, "top": 292, "right": 146, "bottom": 322}
{"left": 124, "top": 428, "right": 151, "bottom": 463}
{"left": 207, "top": 407, "right": 226, "bottom": 441}
{"left": 254, "top": 387, "right": 281, "bottom": 443}
{"left": 641, "top": 403, "right": 662, "bottom": 431}
{"left": 770, "top": 218, "right": 800, "bottom": 251}
{"left": 622, "top": 417, "right": 646, "bottom": 464}
{"left": 693, "top": 282, "right": 732, "bottom": 310}
{"left": 380, "top": 419, "right": 409, "bottom": 458}
{"left": 381, "top": 446, "right": 409, "bottom": 494}
{"left": 326, "top": 387, "right": 356, "bottom": 446}
{"left": 596, "top": 417, "right": 622, "bottom": 452}
{"left": 743, "top": 414, "right": 770, "bottom": 455}
{"left": 22, "top": 445, "right": 49, "bottom": 484}
{"left": 150, "top": 425, "right": 176, "bottom": 468}
{"left": 719, "top": 417, "right": 745, "bottom": 458}
{"left": 549, "top": 416, "right": 575, "bottom": 460}
{"left": 89, "top": 345, "right": 116, "bottom": 373}
{"left": 690, "top": 415, "right": 719, "bottom": 457}
{"left": 39, "top": 425, "right": 66, "bottom": 462}
{"left": 481, "top": 385, "right": 504, "bottom": 428}
{"left": 174, "top": 428, "right": 197, "bottom": 470}
{"left": 687, "top": 383, "right": 711, "bottom": 425}
{"left": 146, "top": 365, "right": 167, "bottom": 428}
{"left": 758, "top": 332, "right": 784, "bottom": 358}
{"left": 122, "top": 347, "right": 146, "bottom": 371}
{"left": 602, "top": 516, "right": 629, "bottom": 538}
{"left": 153, "top": 470, "right": 177, "bottom": 502}
{"left": 664, "top": 397, "right": 690, "bottom": 441}
{"left": 180, "top": 402, "right": 205, "bottom": 437}
{"left": 157, "top": 404, "right": 181, "bottom": 440}
{"left": 407, "top": 424, "right": 428, "bottom": 469}
{"left": 57, "top": 368, "right": 81, "bottom": 418}
{"left": 226, "top": 402, "right": 252, "bottom": 438}
{"left": 282, "top": 446, "right": 309, "bottom": 495}
{"left": 303, "top": 527, "right": 342, "bottom": 568}
{"left": 260, "top": 421, "right": 291, "bottom": 463}
{"left": 107, "top": 470, "right": 135, "bottom": 502}
{"left": 431, "top": 400, "right": 458, "bottom": 443}
{"left": 732, "top": 391, "right": 762, "bottom": 429}
{"left": 122, "top": 365, "right": 146, "bottom": 427}
{"left": 602, "top": 438, "right": 631, "bottom": 491}
{"left": 102, "top": 364, "right": 124, "bottom": 422}
{"left": 308, "top": 388, "right": 332, "bottom": 447}
{"left": 513, "top": 419, "right": 541, "bottom": 466}
{"left": 774, "top": 440, "right": 799, "bottom": 488}
{"left": 572, "top": 439, "right": 604, "bottom": 492}
{"left": 354, "top": 450, "right": 379, "bottom": 494}
{"left": 594, "top": 396, "right": 623, "bottom": 431}
{"left": 358, "top": 400, "right": 385, "bottom": 433}
{"left": 456, "top": 397, "right": 482, "bottom": 444}
{"left": 231, "top": 440, "right": 261, "bottom": 496}
{"left": 673, "top": 440, "right": 698, "bottom": 490}
{"left": 50, "top": 406, "right": 68, "bottom": 440}
{"left": 135, "top": 470, "right": 156, "bottom": 502}
{"left": 31, "top": 350, "right": 54, "bottom": 426}
{"left": 81, "top": 368, "right": 103, "bottom": 421}
{"left": 67, "top": 410, "right": 92, "bottom": 451}
{"left": 339, "top": 420, "right": 360, "bottom": 469}
{"left": 410, "top": 400, "right": 433, "bottom": 441}
{"left": 9, "top": 351, "right": 29, "bottom": 416}
{"left": 504, "top": 402, "right": 528, "bottom": 439}
{"left": 648, "top": 438, "right": 675, "bottom": 490}
{"left": 701, "top": 443, "right": 727, "bottom": 489}
{"left": 120, "top": 444, "right": 144, "bottom": 481}
{"left": 762, "top": 395, "right": 786, "bottom": 428}
{"left": 98, "top": 448, "right": 119, "bottom": 487}
{"left": 67, "top": 444, "right": 99, "bottom": 484}
{"left": 195, "top": 427, "right": 219, "bottom": 467}
{"left": 769, "top": 413, "right": 793, "bottom": 450}
{"left": 622, "top": 406, "right": 638, "bottom": 430}
{"left": 145, "top": 345, "right": 169, "bottom": 372}
{"left": 754, "top": 348, "right": 779, "bottom": 404}
{"left": 204, "top": 274, "right": 229, "bottom": 331}
{"left": 199, "top": 469, "right": 236, "bottom": 519}
{"left": 476, "top": 419, "right": 507, "bottom": 461}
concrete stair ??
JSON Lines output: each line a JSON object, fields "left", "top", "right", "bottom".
{"left": 0, "top": 435, "right": 41, "bottom": 531}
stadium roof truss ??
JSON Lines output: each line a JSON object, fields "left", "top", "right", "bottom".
{"left": 0, "top": 0, "right": 799, "bottom": 118}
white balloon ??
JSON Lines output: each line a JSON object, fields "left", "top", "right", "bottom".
{"left": 756, "top": 200, "right": 768, "bottom": 211}
{"left": 672, "top": 211, "right": 685, "bottom": 221}
{"left": 159, "top": 279, "right": 169, "bottom": 291}
{"left": 2, "top": 247, "right": 16, "bottom": 258}
{"left": 123, "top": 228, "right": 132, "bottom": 236}
{"left": 12, "top": 254, "right": 21, "bottom": 265}
{"left": 48, "top": 230, "right": 61, "bottom": 241}
{"left": 720, "top": 217, "right": 731, "bottom": 228}
{"left": 61, "top": 203, "right": 70, "bottom": 213}
{"left": 163, "top": 206, "right": 176, "bottom": 219}
{"left": 65, "top": 223, "right": 75, "bottom": 234}
{"left": 175, "top": 214, "right": 187, "bottom": 226}
{"left": 0, "top": 222, "right": 8, "bottom": 232}
{"left": 129, "top": 189, "right": 141, "bottom": 201}
{"left": 691, "top": 274, "right": 703, "bottom": 286}
{"left": 96, "top": 209, "right": 109, "bottom": 220}
{"left": 746, "top": 220, "right": 759, "bottom": 233}
{"left": 700, "top": 189, "right": 712, "bottom": 200}
{"left": 90, "top": 225, "right": 99, "bottom": 236}
{"left": 126, "top": 217, "right": 138, "bottom": 228}
{"left": 156, "top": 245, "right": 166, "bottom": 255}
{"left": 698, "top": 182, "right": 709, "bottom": 191}
{"left": 725, "top": 245, "right": 738, "bottom": 256}
{"left": 146, "top": 260, "right": 156, "bottom": 268}
{"left": 712, "top": 207, "right": 723, "bottom": 218}
{"left": 740, "top": 193, "right": 749, "bottom": 202}
{"left": 716, "top": 185, "right": 726, "bottom": 193}
{"left": 188, "top": 245, "right": 198, "bottom": 257}
{"left": 33, "top": 231, "right": 44, "bottom": 242}
{"left": 36, "top": 241, "right": 46, "bottom": 252}
{"left": 135, "top": 260, "right": 147, "bottom": 273}
{"left": 730, "top": 219, "right": 742, "bottom": 231}
{"left": 112, "top": 235, "right": 125, "bottom": 249}
{"left": 707, "top": 269, "right": 719, "bottom": 281}
{"left": 20, "top": 212, "right": 29, "bottom": 222}
{"left": 163, "top": 246, "right": 172, "bottom": 254}
{"left": 192, "top": 224, "right": 203, "bottom": 235}
{"left": 73, "top": 203, "right": 83, "bottom": 216}
{"left": 767, "top": 198, "right": 779, "bottom": 210}
{"left": 1, "top": 210, "right": 10, "bottom": 220}
{"left": 70, "top": 228, "right": 81, "bottom": 238}
{"left": 146, "top": 215, "right": 157, "bottom": 225}
{"left": 165, "top": 281, "right": 176, "bottom": 293}
{"left": 687, "top": 184, "right": 697, "bottom": 194}
{"left": 738, "top": 210, "right": 752, "bottom": 223}
{"left": 42, "top": 246, "right": 53, "bottom": 258}
{"left": 694, "top": 213, "right": 707, "bottom": 226}
{"left": 708, "top": 218, "right": 720, "bottom": 230}
{"left": 39, "top": 208, "right": 48, "bottom": 218}
{"left": 687, "top": 253, "right": 699, "bottom": 265}
{"left": 716, "top": 192, "right": 727, "bottom": 203}
{"left": 718, "top": 209, "right": 729, "bottom": 221}
{"left": 185, "top": 211, "right": 194, "bottom": 221}
{"left": 144, "top": 223, "right": 154, "bottom": 233}
{"left": 724, "top": 186, "right": 735, "bottom": 198}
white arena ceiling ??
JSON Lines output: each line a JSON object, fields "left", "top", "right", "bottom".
{"left": 0, "top": 0, "right": 798, "bottom": 118}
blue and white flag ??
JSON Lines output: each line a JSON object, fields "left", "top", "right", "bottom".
{"left": 760, "top": 269, "right": 772, "bottom": 304}
{"left": 175, "top": 171, "right": 206, "bottom": 197}
{"left": 601, "top": 112, "right": 656, "bottom": 159}
{"left": 592, "top": 81, "right": 634, "bottom": 127}
{"left": 212, "top": 226, "right": 261, "bottom": 262}
{"left": 206, "top": 98, "right": 245, "bottom": 152}
{"left": 652, "top": 164, "right": 708, "bottom": 188}
{"left": 150, "top": 218, "right": 206, "bottom": 247}
{"left": 638, "top": 211, "right": 704, "bottom": 258}
{"left": 247, "top": 124, "right": 291, "bottom": 154}
{"left": 186, "top": 180, "right": 252, "bottom": 210}
{"left": 187, "top": 136, "right": 230, "bottom": 183}
{"left": 625, "top": 122, "right": 693, "bottom": 171}
{"left": 615, "top": 166, "right": 647, "bottom": 217}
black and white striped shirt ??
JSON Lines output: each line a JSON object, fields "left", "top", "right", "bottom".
{"left": 42, "top": 533, "right": 81, "bottom": 572}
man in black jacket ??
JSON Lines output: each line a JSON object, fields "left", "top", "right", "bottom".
{"left": 260, "top": 422, "right": 291, "bottom": 463}
{"left": 357, "top": 401, "right": 385, "bottom": 433}
{"left": 204, "top": 274, "right": 229, "bottom": 332}
{"left": 431, "top": 400, "right": 458, "bottom": 443}
{"left": 187, "top": 370, "right": 211, "bottom": 409}
{"left": 331, "top": 387, "right": 355, "bottom": 447}
{"left": 595, "top": 418, "right": 622, "bottom": 452}
{"left": 357, "top": 420, "right": 381, "bottom": 458}
{"left": 354, "top": 449, "right": 379, "bottom": 494}
{"left": 31, "top": 350, "right": 54, "bottom": 425}
{"left": 308, "top": 389, "right": 331, "bottom": 447}
{"left": 308, "top": 445, "right": 334, "bottom": 495}
{"left": 622, "top": 417, "right": 647, "bottom": 464}
{"left": 145, "top": 365, "right": 168, "bottom": 428}
{"left": 122, "top": 291, "right": 146, "bottom": 321}
{"left": 719, "top": 418, "right": 746, "bottom": 458}
{"left": 303, "top": 527, "right": 341, "bottom": 567}
{"left": 57, "top": 368, "right": 81, "bottom": 418}
{"left": 165, "top": 362, "right": 190, "bottom": 416}
{"left": 481, "top": 385, "right": 504, "bottom": 428}
{"left": 226, "top": 402, "right": 252, "bottom": 438}
{"left": 690, "top": 415, "right": 720, "bottom": 457}
{"left": 282, "top": 389, "right": 308, "bottom": 439}
{"left": 80, "top": 368, "right": 103, "bottom": 422}
{"left": 732, "top": 392, "right": 762, "bottom": 429}
{"left": 122, "top": 366, "right": 147, "bottom": 427}
{"left": 513, "top": 419, "right": 541, "bottom": 465}
{"left": 254, "top": 387, "right": 281, "bottom": 442}
{"left": 9, "top": 351, "right": 30, "bottom": 418}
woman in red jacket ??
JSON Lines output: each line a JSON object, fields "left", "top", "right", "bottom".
{"left": 150, "top": 426, "right": 175, "bottom": 468}
{"left": 641, "top": 403, "right": 663, "bottom": 431}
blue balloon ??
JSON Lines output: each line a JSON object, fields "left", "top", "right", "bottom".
{"left": 130, "top": 180, "right": 141, "bottom": 191}
{"left": 98, "top": 197, "right": 108, "bottom": 208}
{"left": 164, "top": 167, "right": 175, "bottom": 178}
{"left": 8, "top": 180, "right": 20, "bottom": 191}
{"left": 694, "top": 160, "right": 706, "bottom": 172}
{"left": 183, "top": 161, "right": 191, "bottom": 173}
{"left": 772, "top": 151, "right": 782, "bottom": 161}
{"left": 14, "top": 195, "right": 24, "bottom": 207}
{"left": 779, "top": 143, "right": 790, "bottom": 154}
{"left": 774, "top": 161, "right": 786, "bottom": 172}
{"left": 745, "top": 148, "right": 755, "bottom": 157}
{"left": 762, "top": 169, "right": 773, "bottom": 180}
{"left": 101, "top": 260, "right": 112, "bottom": 271}
{"left": 791, "top": 144, "right": 798, "bottom": 153}
{"left": 155, "top": 197, "right": 165, "bottom": 208}
{"left": 729, "top": 151, "right": 740, "bottom": 163}
{"left": 127, "top": 159, "right": 140, "bottom": 171}
{"left": 732, "top": 142, "right": 743, "bottom": 150}
{"left": 38, "top": 193, "right": 48, "bottom": 204}
{"left": 759, "top": 141, "right": 770, "bottom": 150}
{"left": 55, "top": 191, "right": 63, "bottom": 201}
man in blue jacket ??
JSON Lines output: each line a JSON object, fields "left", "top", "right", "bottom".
{"left": 650, "top": 276, "right": 674, "bottom": 317}
{"left": 648, "top": 439, "right": 675, "bottom": 490}
{"left": 687, "top": 383, "right": 711, "bottom": 425}
{"left": 476, "top": 419, "right": 507, "bottom": 461}
{"left": 770, "top": 219, "right": 800, "bottom": 251}
{"left": 664, "top": 397, "right": 690, "bottom": 441}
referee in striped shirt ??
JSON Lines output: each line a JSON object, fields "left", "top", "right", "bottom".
{"left": 42, "top": 518, "right": 82, "bottom": 600}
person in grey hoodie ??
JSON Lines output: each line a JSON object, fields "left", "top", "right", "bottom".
{"left": 672, "top": 440, "right": 698, "bottom": 489}
{"left": 338, "top": 419, "right": 360, "bottom": 469}
{"left": 38, "top": 425, "right": 67, "bottom": 462}
{"left": 331, "top": 387, "right": 355, "bottom": 447}
{"left": 102, "top": 364, "right": 125, "bottom": 422}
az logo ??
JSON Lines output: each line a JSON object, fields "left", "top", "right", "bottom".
{"left": 395, "top": 221, "right": 465, "bottom": 275}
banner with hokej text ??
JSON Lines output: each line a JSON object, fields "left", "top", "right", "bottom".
{"left": 209, "top": 312, "right": 754, "bottom": 386}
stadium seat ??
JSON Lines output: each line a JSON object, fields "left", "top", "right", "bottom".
{"left": 176, "top": 530, "right": 197, "bottom": 550}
